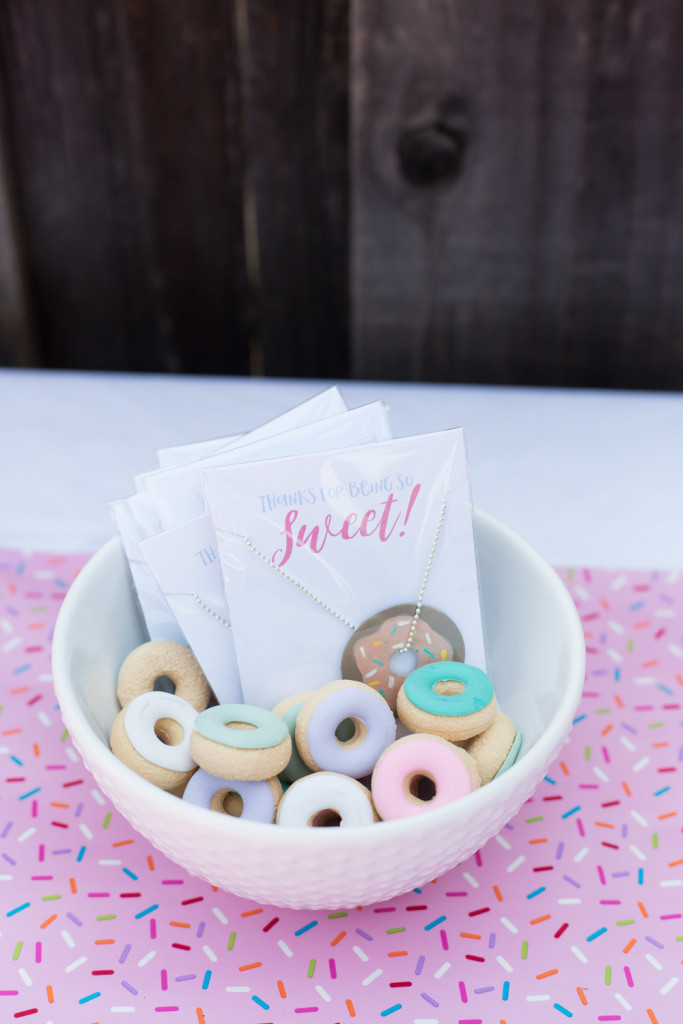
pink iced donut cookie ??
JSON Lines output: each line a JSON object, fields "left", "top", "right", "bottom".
{"left": 371, "top": 733, "right": 479, "bottom": 820}
{"left": 117, "top": 640, "right": 211, "bottom": 712}
{"left": 341, "top": 604, "right": 465, "bottom": 712}
{"left": 110, "top": 690, "right": 198, "bottom": 790}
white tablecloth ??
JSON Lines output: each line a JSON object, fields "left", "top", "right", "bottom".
{"left": 1, "top": 368, "right": 680, "bottom": 568}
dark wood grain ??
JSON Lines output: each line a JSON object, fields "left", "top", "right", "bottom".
{"left": 0, "top": 85, "right": 38, "bottom": 367}
{"left": 3, "top": 1, "right": 683, "bottom": 388}
{"left": 351, "top": 0, "right": 683, "bottom": 389}
{"left": 243, "top": 0, "right": 350, "bottom": 378}
{"left": 0, "top": 0, "right": 249, "bottom": 374}
{"left": 572, "top": 0, "right": 683, "bottom": 389}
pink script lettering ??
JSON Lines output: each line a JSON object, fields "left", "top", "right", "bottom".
{"left": 272, "top": 486, "right": 420, "bottom": 567}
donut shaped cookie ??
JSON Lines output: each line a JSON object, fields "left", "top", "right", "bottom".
{"left": 397, "top": 661, "right": 497, "bottom": 742}
{"left": 496, "top": 729, "right": 522, "bottom": 777}
{"left": 341, "top": 604, "right": 465, "bottom": 712}
{"left": 271, "top": 691, "right": 316, "bottom": 783}
{"left": 295, "top": 680, "right": 396, "bottom": 779}
{"left": 190, "top": 704, "right": 291, "bottom": 781}
{"left": 183, "top": 768, "right": 282, "bottom": 823}
{"left": 458, "top": 710, "right": 518, "bottom": 785}
{"left": 117, "top": 640, "right": 211, "bottom": 712}
{"left": 110, "top": 690, "right": 198, "bottom": 790}
{"left": 276, "top": 772, "right": 377, "bottom": 828}
{"left": 372, "top": 733, "right": 480, "bottom": 820}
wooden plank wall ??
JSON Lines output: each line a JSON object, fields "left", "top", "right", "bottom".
{"left": 0, "top": 0, "right": 251, "bottom": 374}
{"left": 241, "top": 0, "right": 350, "bottom": 378}
{"left": 351, "top": 0, "right": 683, "bottom": 389}
{"left": 1, "top": 1, "right": 683, "bottom": 389}
{"left": 0, "top": 88, "right": 37, "bottom": 369}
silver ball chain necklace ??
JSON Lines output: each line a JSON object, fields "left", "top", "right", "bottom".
{"left": 190, "top": 593, "right": 231, "bottom": 629}
{"left": 193, "top": 498, "right": 447, "bottom": 656}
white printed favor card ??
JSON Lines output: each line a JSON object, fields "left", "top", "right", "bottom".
{"left": 204, "top": 430, "right": 487, "bottom": 710}
{"left": 110, "top": 493, "right": 186, "bottom": 644}
{"left": 155, "top": 384, "right": 346, "bottom": 469}
{"left": 138, "top": 400, "right": 393, "bottom": 704}
{"left": 143, "top": 402, "right": 391, "bottom": 529}
{"left": 138, "top": 514, "right": 242, "bottom": 706}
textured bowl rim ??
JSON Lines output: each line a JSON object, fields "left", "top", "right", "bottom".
{"left": 52, "top": 507, "right": 586, "bottom": 852}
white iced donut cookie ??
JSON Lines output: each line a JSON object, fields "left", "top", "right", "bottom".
{"left": 110, "top": 690, "right": 198, "bottom": 790}
{"left": 276, "top": 772, "right": 377, "bottom": 828}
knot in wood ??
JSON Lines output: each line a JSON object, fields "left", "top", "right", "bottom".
{"left": 398, "top": 124, "right": 465, "bottom": 187}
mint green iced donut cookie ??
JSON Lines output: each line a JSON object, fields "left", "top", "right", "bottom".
{"left": 272, "top": 691, "right": 316, "bottom": 784}
{"left": 397, "top": 661, "right": 497, "bottom": 742}
{"left": 190, "top": 704, "right": 291, "bottom": 781}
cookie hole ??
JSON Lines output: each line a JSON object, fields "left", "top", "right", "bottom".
{"left": 226, "top": 721, "right": 256, "bottom": 730}
{"left": 334, "top": 717, "right": 367, "bottom": 749}
{"left": 210, "top": 788, "right": 244, "bottom": 817}
{"left": 434, "top": 678, "right": 466, "bottom": 696}
{"left": 335, "top": 717, "right": 356, "bottom": 742}
{"left": 153, "top": 674, "right": 175, "bottom": 694}
{"left": 406, "top": 772, "right": 437, "bottom": 803}
{"left": 154, "top": 718, "right": 184, "bottom": 746}
{"left": 389, "top": 649, "right": 418, "bottom": 675}
{"left": 309, "top": 808, "right": 342, "bottom": 828}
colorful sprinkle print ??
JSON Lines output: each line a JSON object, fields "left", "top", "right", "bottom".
{"left": 1, "top": 552, "right": 681, "bottom": 1021}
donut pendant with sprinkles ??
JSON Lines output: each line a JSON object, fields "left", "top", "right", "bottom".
{"left": 340, "top": 603, "right": 465, "bottom": 712}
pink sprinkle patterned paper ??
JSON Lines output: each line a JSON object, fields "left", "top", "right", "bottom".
{"left": 0, "top": 551, "right": 680, "bottom": 1022}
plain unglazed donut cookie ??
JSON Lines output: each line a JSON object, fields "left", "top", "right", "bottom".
{"left": 397, "top": 661, "right": 497, "bottom": 742}
{"left": 190, "top": 704, "right": 291, "bottom": 781}
{"left": 117, "top": 640, "right": 211, "bottom": 712}
{"left": 295, "top": 680, "right": 396, "bottom": 779}
{"left": 371, "top": 733, "right": 480, "bottom": 820}
{"left": 276, "top": 772, "right": 378, "bottom": 828}
{"left": 110, "top": 690, "right": 198, "bottom": 790}
{"left": 341, "top": 604, "right": 466, "bottom": 712}
{"left": 458, "top": 710, "right": 520, "bottom": 784}
{"left": 183, "top": 769, "right": 283, "bottom": 823}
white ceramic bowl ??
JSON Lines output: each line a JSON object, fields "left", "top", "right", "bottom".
{"left": 52, "top": 509, "right": 585, "bottom": 910}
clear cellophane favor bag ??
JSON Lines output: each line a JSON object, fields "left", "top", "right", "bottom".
{"left": 204, "top": 429, "right": 487, "bottom": 710}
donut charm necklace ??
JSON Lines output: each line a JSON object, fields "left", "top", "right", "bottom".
{"left": 341, "top": 604, "right": 465, "bottom": 712}
{"left": 243, "top": 497, "right": 446, "bottom": 642}
{"left": 239, "top": 498, "right": 465, "bottom": 711}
